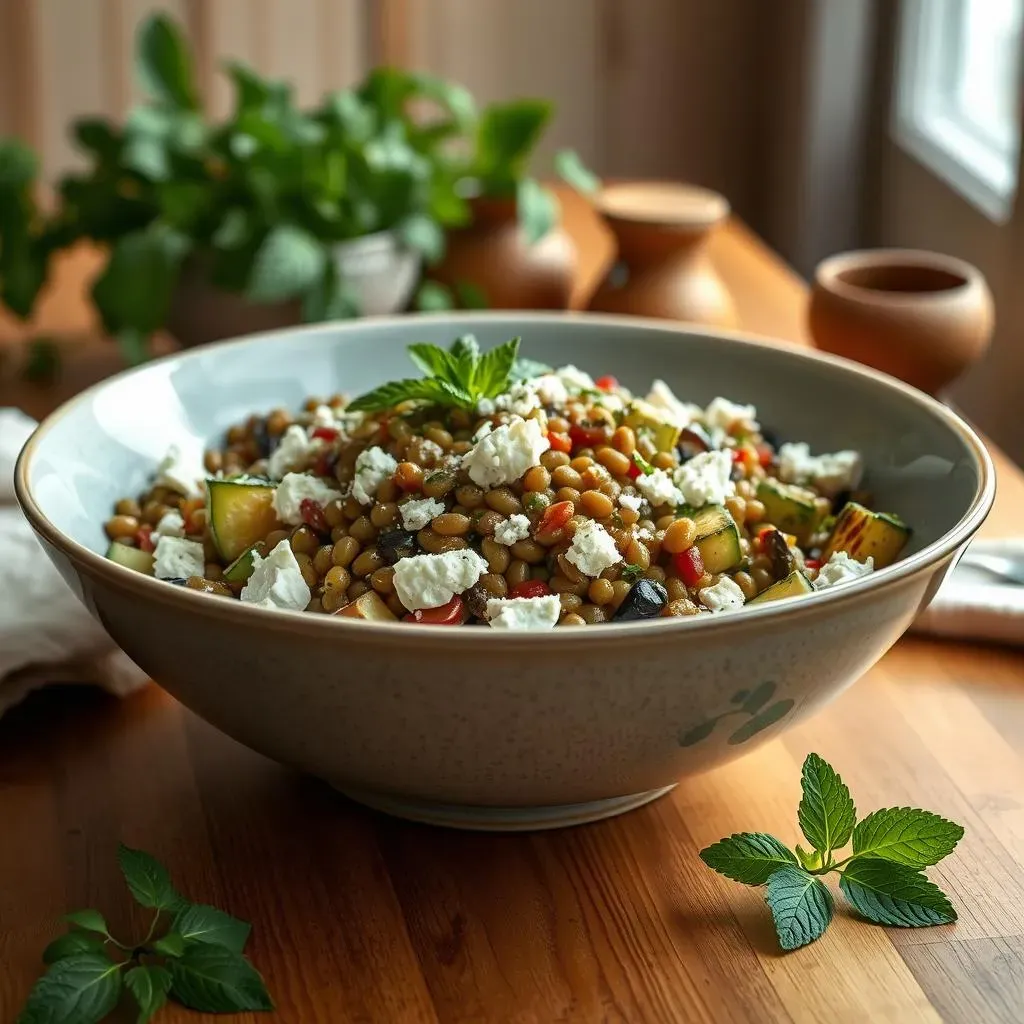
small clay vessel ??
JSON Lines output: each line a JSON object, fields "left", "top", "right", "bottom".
{"left": 588, "top": 182, "right": 738, "bottom": 327}
{"left": 810, "top": 249, "right": 994, "bottom": 396}
{"left": 430, "top": 195, "right": 575, "bottom": 310}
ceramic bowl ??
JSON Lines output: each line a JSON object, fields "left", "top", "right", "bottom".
{"left": 15, "top": 314, "right": 994, "bottom": 830}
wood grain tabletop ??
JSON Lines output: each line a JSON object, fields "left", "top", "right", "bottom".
{"left": 2, "top": 190, "right": 1023, "bottom": 1023}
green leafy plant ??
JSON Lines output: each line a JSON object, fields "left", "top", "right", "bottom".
{"left": 349, "top": 333, "right": 520, "bottom": 413}
{"left": 18, "top": 845, "right": 272, "bottom": 1022}
{"left": 700, "top": 753, "right": 964, "bottom": 951}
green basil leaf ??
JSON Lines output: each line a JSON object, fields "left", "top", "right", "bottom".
{"left": 16, "top": 952, "right": 122, "bottom": 1024}
{"left": 839, "top": 858, "right": 957, "bottom": 926}
{"left": 554, "top": 148, "right": 600, "bottom": 195}
{"left": 42, "top": 932, "right": 106, "bottom": 965}
{"left": 246, "top": 224, "right": 325, "bottom": 303}
{"left": 797, "top": 753, "right": 856, "bottom": 857}
{"left": 474, "top": 337, "right": 520, "bottom": 398}
{"left": 168, "top": 945, "right": 273, "bottom": 1013}
{"left": 125, "top": 964, "right": 172, "bottom": 1024}
{"left": 851, "top": 807, "right": 965, "bottom": 868}
{"left": 699, "top": 833, "right": 798, "bottom": 886}
{"left": 516, "top": 177, "right": 558, "bottom": 245}
{"left": 63, "top": 910, "right": 110, "bottom": 937}
{"left": 173, "top": 903, "right": 251, "bottom": 953}
{"left": 117, "top": 844, "right": 180, "bottom": 911}
{"left": 765, "top": 866, "right": 833, "bottom": 951}
{"left": 136, "top": 14, "right": 198, "bottom": 110}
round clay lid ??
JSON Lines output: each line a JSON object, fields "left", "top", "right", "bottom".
{"left": 596, "top": 182, "right": 730, "bottom": 229}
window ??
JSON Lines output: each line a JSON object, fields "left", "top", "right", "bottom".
{"left": 895, "top": 0, "right": 1023, "bottom": 221}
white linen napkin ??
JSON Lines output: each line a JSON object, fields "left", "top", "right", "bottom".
{"left": 0, "top": 408, "right": 148, "bottom": 717}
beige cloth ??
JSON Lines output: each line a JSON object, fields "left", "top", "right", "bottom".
{"left": 0, "top": 409, "right": 148, "bottom": 717}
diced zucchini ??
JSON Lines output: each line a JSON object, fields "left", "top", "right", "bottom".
{"left": 335, "top": 591, "right": 398, "bottom": 621}
{"left": 624, "top": 400, "right": 682, "bottom": 453}
{"left": 692, "top": 504, "right": 743, "bottom": 573}
{"left": 821, "top": 501, "right": 910, "bottom": 568}
{"left": 749, "top": 570, "right": 813, "bottom": 605}
{"left": 207, "top": 478, "right": 279, "bottom": 561}
{"left": 756, "top": 478, "right": 825, "bottom": 544}
{"left": 106, "top": 541, "right": 154, "bottom": 576}
{"left": 223, "top": 543, "right": 260, "bottom": 583}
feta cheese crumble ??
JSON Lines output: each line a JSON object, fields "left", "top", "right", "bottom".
{"left": 154, "top": 443, "right": 206, "bottom": 497}
{"left": 556, "top": 365, "right": 596, "bottom": 393}
{"left": 352, "top": 446, "right": 399, "bottom": 505}
{"left": 698, "top": 575, "right": 746, "bottom": 612}
{"left": 400, "top": 497, "right": 446, "bottom": 532}
{"left": 476, "top": 397, "right": 497, "bottom": 416}
{"left": 153, "top": 536, "right": 205, "bottom": 580}
{"left": 462, "top": 416, "right": 550, "bottom": 488}
{"left": 153, "top": 510, "right": 185, "bottom": 538}
{"left": 646, "top": 380, "right": 702, "bottom": 426}
{"left": 618, "top": 491, "right": 644, "bottom": 513}
{"left": 311, "top": 405, "right": 338, "bottom": 428}
{"left": 704, "top": 397, "right": 758, "bottom": 433}
{"left": 812, "top": 550, "right": 874, "bottom": 590}
{"left": 493, "top": 513, "right": 531, "bottom": 545}
{"left": 268, "top": 424, "right": 320, "bottom": 479}
{"left": 777, "top": 442, "right": 864, "bottom": 498}
{"left": 486, "top": 594, "right": 562, "bottom": 630}
{"left": 240, "top": 538, "right": 311, "bottom": 611}
{"left": 565, "top": 520, "right": 622, "bottom": 577}
{"left": 674, "top": 450, "right": 735, "bottom": 508}
{"left": 634, "top": 467, "right": 683, "bottom": 509}
{"left": 532, "top": 374, "right": 569, "bottom": 407}
{"left": 392, "top": 549, "right": 488, "bottom": 611}
{"left": 272, "top": 473, "right": 343, "bottom": 525}
{"left": 494, "top": 383, "right": 541, "bottom": 417}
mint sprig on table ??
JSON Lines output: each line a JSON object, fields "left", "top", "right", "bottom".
{"left": 348, "top": 334, "right": 523, "bottom": 413}
{"left": 18, "top": 845, "right": 272, "bottom": 1023}
{"left": 700, "top": 753, "right": 964, "bottom": 951}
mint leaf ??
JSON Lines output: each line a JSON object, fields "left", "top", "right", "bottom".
{"left": 152, "top": 932, "right": 185, "bottom": 958}
{"left": 517, "top": 177, "right": 558, "bottom": 245}
{"left": 407, "top": 343, "right": 463, "bottom": 389}
{"left": 555, "top": 148, "right": 600, "bottom": 195}
{"left": 474, "top": 337, "right": 520, "bottom": 398}
{"left": 699, "top": 833, "right": 798, "bottom": 885}
{"left": 64, "top": 910, "right": 110, "bottom": 937}
{"left": 136, "top": 14, "right": 198, "bottom": 110}
{"left": 839, "top": 858, "right": 957, "bottom": 926}
{"left": 795, "top": 844, "right": 823, "bottom": 872}
{"left": 173, "top": 903, "right": 251, "bottom": 953}
{"left": 347, "top": 377, "right": 472, "bottom": 413}
{"left": 125, "top": 965, "right": 172, "bottom": 1024}
{"left": 246, "top": 224, "right": 326, "bottom": 303}
{"left": 43, "top": 932, "right": 105, "bottom": 965}
{"left": 117, "top": 845, "right": 180, "bottom": 911}
{"left": 17, "top": 952, "right": 122, "bottom": 1024}
{"left": 169, "top": 945, "right": 273, "bottom": 1012}
{"left": 449, "top": 334, "right": 481, "bottom": 377}
{"left": 765, "top": 867, "right": 833, "bottom": 951}
{"left": 797, "top": 753, "right": 856, "bottom": 857}
{"left": 852, "top": 807, "right": 964, "bottom": 868}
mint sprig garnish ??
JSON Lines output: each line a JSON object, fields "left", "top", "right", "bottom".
{"left": 18, "top": 844, "right": 271, "bottom": 1022}
{"left": 700, "top": 753, "right": 964, "bottom": 951}
{"left": 348, "top": 334, "right": 521, "bottom": 412}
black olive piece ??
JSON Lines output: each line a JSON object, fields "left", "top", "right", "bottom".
{"left": 252, "top": 418, "right": 277, "bottom": 458}
{"left": 760, "top": 427, "right": 781, "bottom": 449}
{"left": 831, "top": 489, "right": 852, "bottom": 514}
{"left": 677, "top": 423, "right": 715, "bottom": 464}
{"left": 166, "top": 577, "right": 190, "bottom": 586}
{"left": 377, "top": 528, "right": 417, "bottom": 565}
{"left": 764, "top": 528, "right": 796, "bottom": 581}
{"left": 612, "top": 578, "right": 669, "bottom": 622}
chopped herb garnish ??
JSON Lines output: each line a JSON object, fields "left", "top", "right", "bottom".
{"left": 621, "top": 563, "right": 645, "bottom": 583}
{"left": 632, "top": 451, "right": 655, "bottom": 476}
{"left": 675, "top": 503, "right": 700, "bottom": 520}
{"left": 348, "top": 335, "right": 521, "bottom": 413}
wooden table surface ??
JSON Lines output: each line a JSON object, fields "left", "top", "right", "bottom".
{"left": 3, "top": 192, "right": 1024, "bottom": 1023}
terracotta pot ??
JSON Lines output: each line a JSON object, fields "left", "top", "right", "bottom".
{"left": 166, "top": 231, "right": 422, "bottom": 348}
{"left": 429, "top": 196, "right": 575, "bottom": 310}
{"left": 587, "top": 182, "right": 738, "bottom": 327}
{"left": 810, "top": 249, "right": 994, "bottom": 396}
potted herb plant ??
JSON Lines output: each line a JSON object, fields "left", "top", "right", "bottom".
{"left": 424, "top": 99, "right": 599, "bottom": 311}
{"left": 0, "top": 15, "right": 473, "bottom": 360}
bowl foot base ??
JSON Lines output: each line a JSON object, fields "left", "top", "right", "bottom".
{"left": 336, "top": 785, "right": 676, "bottom": 831}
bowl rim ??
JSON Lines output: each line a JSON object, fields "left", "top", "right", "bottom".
{"left": 15, "top": 310, "right": 996, "bottom": 649}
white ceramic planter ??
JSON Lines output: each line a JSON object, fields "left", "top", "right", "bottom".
{"left": 165, "top": 231, "right": 422, "bottom": 349}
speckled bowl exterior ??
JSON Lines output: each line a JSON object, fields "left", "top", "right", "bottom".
{"left": 15, "top": 314, "right": 995, "bottom": 829}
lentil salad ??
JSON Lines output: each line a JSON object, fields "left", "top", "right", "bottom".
{"left": 103, "top": 335, "right": 912, "bottom": 628}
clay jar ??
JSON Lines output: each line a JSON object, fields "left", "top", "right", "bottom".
{"left": 429, "top": 195, "right": 576, "bottom": 309}
{"left": 810, "top": 249, "right": 994, "bottom": 396}
{"left": 588, "top": 182, "right": 738, "bottom": 327}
